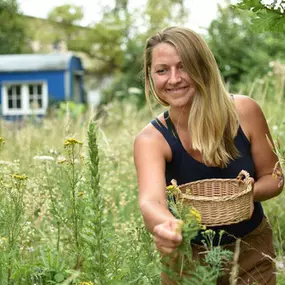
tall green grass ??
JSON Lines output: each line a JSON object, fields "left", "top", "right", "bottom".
{"left": 0, "top": 80, "right": 284, "bottom": 284}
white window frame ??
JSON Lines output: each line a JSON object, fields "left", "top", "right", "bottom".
{"left": 1, "top": 81, "right": 48, "bottom": 116}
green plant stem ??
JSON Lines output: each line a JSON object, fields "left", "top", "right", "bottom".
{"left": 70, "top": 145, "right": 80, "bottom": 269}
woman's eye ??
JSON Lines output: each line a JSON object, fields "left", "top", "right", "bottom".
{"left": 156, "top": 69, "right": 167, "bottom": 75}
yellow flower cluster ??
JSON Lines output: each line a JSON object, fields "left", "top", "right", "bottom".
{"left": 190, "top": 207, "right": 202, "bottom": 224}
{"left": 64, "top": 138, "right": 83, "bottom": 147}
{"left": 166, "top": 183, "right": 180, "bottom": 195}
{"left": 77, "top": 282, "right": 94, "bottom": 285}
{"left": 175, "top": 220, "right": 184, "bottom": 234}
{"left": 11, "top": 174, "right": 28, "bottom": 180}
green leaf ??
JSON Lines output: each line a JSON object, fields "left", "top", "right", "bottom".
{"left": 234, "top": 0, "right": 264, "bottom": 12}
{"left": 54, "top": 272, "right": 65, "bottom": 282}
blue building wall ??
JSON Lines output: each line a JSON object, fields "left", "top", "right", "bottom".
{"left": 69, "top": 56, "right": 85, "bottom": 102}
{"left": 0, "top": 70, "right": 65, "bottom": 105}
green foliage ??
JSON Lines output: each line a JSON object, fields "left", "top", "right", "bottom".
{"left": 47, "top": 4, "right": 85, "bottom": 45}
{"left": 207, "top": 4, "right": 285, "bottom": 90}
{"left": 234, "top": 0, "right": 285, "bottom": 33}
{"left": 0, "top": 96, "right": 284, "bottom": 284}
{"left": 165, "top": 184, "right": 233, "bottom": 284}
{"left": 145, "top": 0, "right": 188, "bottom": 34}
{"left": 47, "top": 4, "right": 84, "bottom": 25}
{"left": 84, "top": 120, "right": 106, "bottom": 284}
{"left": 0, "top": 0, "right": 30, "bottom": 54}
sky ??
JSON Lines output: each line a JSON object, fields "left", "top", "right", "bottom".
{"left": 18, "top": 0, "right": 239, "bottom": 33}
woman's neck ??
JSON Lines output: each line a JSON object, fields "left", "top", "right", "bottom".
{"left": 168, "top": 105, "right": 191, "bottom": 131}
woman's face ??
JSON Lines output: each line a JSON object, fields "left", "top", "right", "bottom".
{"left": 150, "top": 43, "right": 196, "bottom": 109}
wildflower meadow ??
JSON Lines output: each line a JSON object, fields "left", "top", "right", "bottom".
{"left": 0, "top": 83, "right": 285, "bottom": 284}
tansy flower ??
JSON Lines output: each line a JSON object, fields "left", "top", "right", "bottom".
{"left": 77, "top": 282, "right": 94, "bottom": 285}
{"left": 190, "top": 207, "right": 202, "bottom": 224}
{"left": 11, "top": 174, "right": 28, "bottom": 180}
{"left": 166, "top": 179, "right": 181, "bottom": 195}
{"left": 64, "top": 138, "right": 83, "bottom": 147}
{"left": 57, "top": 158, "right": 68, "bottom": 164}
{"left": 175, "top": 220, "right": 184, "bottom": 234}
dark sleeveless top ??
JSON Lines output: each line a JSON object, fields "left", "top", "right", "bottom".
{"left": 151, "top": 110, "right": 264, "bottom": 245}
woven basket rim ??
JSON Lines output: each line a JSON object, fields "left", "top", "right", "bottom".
{"left": 178, "top": 177, "right": 247, "bottom": 189}
{"left": 180, "top": 185, "right": 252, "bottom": 202}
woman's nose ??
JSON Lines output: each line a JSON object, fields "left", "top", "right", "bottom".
{"left": 168, "top": 69, "right": 182, "bottom": 84}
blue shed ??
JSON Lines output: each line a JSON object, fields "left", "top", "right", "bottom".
{"left": 0, "top": 53, "right": 84, "bottom": 117}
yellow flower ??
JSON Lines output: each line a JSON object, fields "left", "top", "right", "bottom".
{"left": 175, "top": 220, "right": 184, "bottom": 234}
{"left": 64, "top": 138, "right": 83, "bottom": 147}
{"left": 166, "top": 180, "right": 181, "bottom": 195}
{"left": 57, "top": 158, "right": 68, "bottom": 164}
{"left": 190, "top": 207, "right": 202, "bottom": 224}
{"left": 78, "top": 191, "right": 84, "bottom": 197}
{"left": 0, "top": 137, "right": 5, "bottom": 144}
{"left": 166, "top": 185, "right": 176, "bottom": 191}
{"left": 11, "top": 174, "right": 28, "bottom": 180}
{"left": 77, "top": 282, "right": 94, "bottom": 285}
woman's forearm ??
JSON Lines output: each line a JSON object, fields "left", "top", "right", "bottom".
{"left": 139, "top": 200, "right": 176, "bottom": 234}
{"left": 253, "top": 174, "right": 283, "bottom": 201}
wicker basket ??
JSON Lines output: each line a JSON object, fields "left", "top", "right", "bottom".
{"left": 175, "top": 170, "right": 253, "bottom": 227}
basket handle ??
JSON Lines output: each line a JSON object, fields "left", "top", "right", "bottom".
{"left": 236, "top": 170, "right": 251, "bottom": 185}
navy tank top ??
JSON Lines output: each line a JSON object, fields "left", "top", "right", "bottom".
{"left": 151, "top": 110, "right": 264, "bottom": 245}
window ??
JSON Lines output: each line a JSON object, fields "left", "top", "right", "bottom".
{"left": 1, "top": 82, "right": 48, "bottom": 116}
{"left": 28, "top": 84, "right": 43, "bottom": 109}
{"left": 7, "top": 85, "right": 22, "bottom": 109}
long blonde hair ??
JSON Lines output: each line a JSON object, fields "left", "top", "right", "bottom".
{"left": 144, "top": 26, "right": 240, "bottom": 168}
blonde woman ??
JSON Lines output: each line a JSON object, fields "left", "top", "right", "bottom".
{"left": 134, "top": 26, "right": 284, "bottom": 284}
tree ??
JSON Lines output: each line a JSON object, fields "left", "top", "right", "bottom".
{"left": 233, "top": 0, "right": 285, "bottom": 33}
{"left": 47, "top": 4, "right": 84, "bottom": 25}
{"left": 47, "top": 4, "right": 84, "bottom": 42}
{"left": 46, "top": 0, "right": 189, "bottom": 106}
{"left": 206, "top": 4, "right": 285, "bottom": 90}
{"left": 0, "top": 0, "right": 30, "bottom": 54}
{"left": 101, "top": 0, "right": 189, "bottom": 106}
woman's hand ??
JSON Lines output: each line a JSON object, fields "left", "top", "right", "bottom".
{"left": 153, "top": 219, "right": 183, "bottom": 255}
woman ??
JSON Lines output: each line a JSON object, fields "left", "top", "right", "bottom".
{"left": 134, "top": 26, "right": 284, "bottom": 284}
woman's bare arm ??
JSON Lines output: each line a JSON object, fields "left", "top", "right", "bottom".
{"left": 134, "top": 125, "right": 182, "bottom": 254}
{"left": 235, "top": 96, "right": 284, "bottom": 201}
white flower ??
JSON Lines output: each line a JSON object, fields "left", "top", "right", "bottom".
{"left": 128, "top": 87, "right": 142, "bottom": 94}
{"left": 276, "top": 260, "right": 284, "bottom": 269}
{"left": 27, "top": 247, "right": 35, "bottom": 253}
{"left": 0, "top": 160, "right": 14, "bottom": 166}
{"left": 33, "top": 156, "right": 55, "bottom": 161}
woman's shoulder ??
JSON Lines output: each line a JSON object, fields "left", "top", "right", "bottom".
{"left": 134, "top": 113, "right": 170, "bottom": 158}
{"left": 135, "top": 114, "right": 166, "bottom": 145}
{"left": 233, "top": 94, "right": 263, "bottom": 118}
{"left": 232, "top": 94, "right": 266, "bottom": 140}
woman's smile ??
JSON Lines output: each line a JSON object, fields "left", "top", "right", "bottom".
{"left": 166, "top": 86, "right": 189, "bottom": 93}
